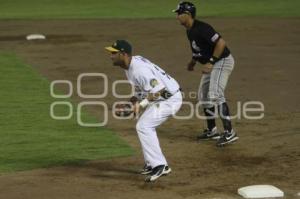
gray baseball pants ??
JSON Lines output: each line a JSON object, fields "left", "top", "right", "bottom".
{"left": 198, "top": 54, "right": 234, "bottom": 108}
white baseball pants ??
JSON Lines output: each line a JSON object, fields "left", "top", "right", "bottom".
{"left": 136, "top": 91, "right": 182, "bottom": 168}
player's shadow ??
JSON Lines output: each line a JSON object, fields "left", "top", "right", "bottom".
{"left": 85, "top": 162, "right": 141, "bottom": 182}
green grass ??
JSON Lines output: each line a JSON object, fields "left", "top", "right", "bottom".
{"left": 198, "top": 0, "right": 300, "bottom": 17}
{"left": 0, "top": 53, "right": 134, "bottom": 173}
{"left": 0, "top": 0, "right": 298, "bottom": 19}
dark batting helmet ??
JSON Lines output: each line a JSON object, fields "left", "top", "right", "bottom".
{"left": 173, "top": 1, "right": 196, "bottom": 18}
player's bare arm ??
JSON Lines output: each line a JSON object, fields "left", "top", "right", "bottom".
{"left": 202, "top": 38, "right": 226, "bottom": 74}
{"left": 213, "top": 38, "right": 226, "bottom": 58}
{"left": 187, "top": 58, "right": 196, "bottom": 71}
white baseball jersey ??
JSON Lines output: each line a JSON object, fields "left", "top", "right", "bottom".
{"left": 125, "top": 55, "right": 180, "bottom": 99}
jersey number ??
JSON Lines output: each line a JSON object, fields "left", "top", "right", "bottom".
{"left": 154, "top": 66, "right": 171, "bottom": 80}
{"left": 140, "top": 57, "right": 171, "bottom": 80}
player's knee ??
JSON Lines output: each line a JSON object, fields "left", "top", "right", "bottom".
{"left": 208, "top": 92, "right": 225, "bottom": 105}
{"left": 198, "top": 90, "right": 205, "bottom": 102}
{"left": 198, "top": 94, "right": 208, "bottom": 105}
{"left": 198, "top": 94, "right": 213, "bottom": 108}
{"left": 199, "top": 100, "right": 215, "bottom": 109}
{"left": 208, "top": 91, "right": 218, "bottom": 100}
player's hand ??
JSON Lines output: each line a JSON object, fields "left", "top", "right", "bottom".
{"left": 187, "top": 59, "right": 196, "bottom": 71}
{"left": 202, "top": 63, "right": 213, "bottom": 74}
{"left": 133, "top": 102, "right": 140, "bottom": 116}
{"left": 129, "top": 96, "right": 138, "bottom": 104}
{"left": 114, "top": 102, "right": 133, "bottom": 117}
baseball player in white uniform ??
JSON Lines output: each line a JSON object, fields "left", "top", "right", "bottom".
{"left": 105, "top": 40, "right": 182, "bottom": 182}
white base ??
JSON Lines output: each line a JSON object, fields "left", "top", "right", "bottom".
{"left": 238, "top": 185, "right": 284, "bottom": 198}
{"left": 26, "top": 34, "right": 46, "bottom": 40}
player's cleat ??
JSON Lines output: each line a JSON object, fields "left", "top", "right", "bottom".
{"left": 145, "top": 165, "right": 171, "bottom": 182}
{"left": 162, "top": 166, "right": 172, "bottom": 175}
{"left": 216, "top": 130, "right": 239, "bottom": 147}
{"left": 140, "top": 164, "right": 152, "bottom": 175}
{"left": 197, "top": 127, "right": 220, "bottom": 140}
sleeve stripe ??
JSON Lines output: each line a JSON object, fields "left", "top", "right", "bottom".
{"left": 211, "top": 33, "right": 220, "bottom": 43}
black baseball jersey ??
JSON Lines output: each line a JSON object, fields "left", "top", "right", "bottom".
{"left": 186, "top": 20, "right": 230, "bottom": 64}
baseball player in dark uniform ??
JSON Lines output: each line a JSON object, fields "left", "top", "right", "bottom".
{"left": 173, "top": 1, "right": 238, "bottom": 146}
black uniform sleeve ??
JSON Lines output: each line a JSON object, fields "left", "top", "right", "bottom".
{"left": 200, "top": 23, "right": 221, "bottom": 45}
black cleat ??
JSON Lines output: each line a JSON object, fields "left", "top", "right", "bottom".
{"left": 197, "top": 127, "right": 220, "bottom": 140}
{"left": 140, "top": 164, "right": 152, "bottom": 175}
{"left": 145, "top": 165, "right": 171, "bottom": 182}
{"left": 216, "top": 130, "right": 239, "bottom": 147}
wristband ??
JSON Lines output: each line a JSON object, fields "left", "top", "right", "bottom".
{"left": 208, "top": 56, "right": 218, "bottom": 64}
{"left": 139, "top": 99, "right": 149, "bottom": 108}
